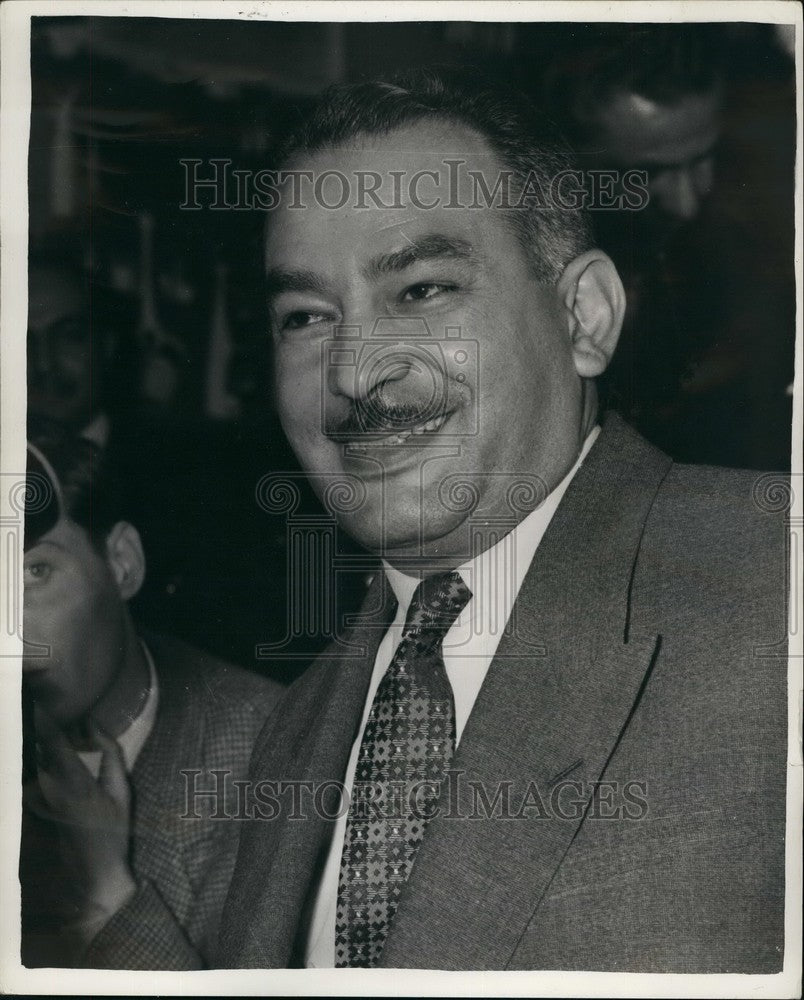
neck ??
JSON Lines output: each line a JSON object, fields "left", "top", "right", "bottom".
{"left": 579, "top": 382, "right": 599, "bottom": 443}
{"left": 90, "top": 614, "right": 150, "bottom": 739}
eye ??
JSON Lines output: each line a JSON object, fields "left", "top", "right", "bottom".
{"left": 280, "top": 310, "right": 329, "bottom": 332}
{"left": 400, "top": 282, "right": 455, "bottom": 303}
{"left": 23, "top": 563, "right": 52, "bottom": 587}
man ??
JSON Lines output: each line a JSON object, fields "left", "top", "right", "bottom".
{"left": 27, "top": 255, "right": 116, "bottom": 447}
{"left": 21, "top": 420, "right": 282, "bottom": 968}
{"left": 541, "top": 24, "right": 725, "bottom": 242}
{"left": 539, "top": 25, "right": 794, "bottom": 469}
{"left": 540, "top": 25, "right": 725, "bottom": 456}
{"left": 219, "top": 71, "right": 787, "bottom": 972}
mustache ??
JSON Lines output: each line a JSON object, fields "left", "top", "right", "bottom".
{"left": 330, "top": 387, "right": 448, "bottom": 438}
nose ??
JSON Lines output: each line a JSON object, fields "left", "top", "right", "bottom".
{"left": 654, "top": 158, "right": 713, "bottom": 223}
{"left": 327, "top": 316, "right": 431, "bottom": 402}
{"left": 327, "top": 340, "right": 413, "bottom": 402}
{"left": 661, "top": 168, "right": 699, "bottom": 221}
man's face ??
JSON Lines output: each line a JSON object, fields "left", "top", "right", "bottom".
{"left": 27, "top": 267, "right": 96, "bottom": 428}
{"left": 267, "top": 120, "right": 585, "bottom": 561}
{"left": 588, "top": 86, "right": 722, "bottom": 231}
{"left": 22, "top": 517, "right": 127, "bottom": 727}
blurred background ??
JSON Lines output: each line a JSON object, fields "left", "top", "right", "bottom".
{"left": 27, "top": 17, "right": 797, "bottom": 679}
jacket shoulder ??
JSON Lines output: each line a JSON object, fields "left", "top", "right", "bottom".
{"left": 145, "top": 632, "right": 284, "bottom": 750}
{"left": 632, "top": 462, "right": 788, "bottom": 643}
{"left": 649, "top": 462, "right": 786, "bottom": 557}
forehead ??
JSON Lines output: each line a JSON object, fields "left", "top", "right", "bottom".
{"left": 265, "top": 119, "right": 518, "bottom": 271}
{"left": 591, "top": 87, "right": 722, "bottom": 165}
{"left": 28, "top": 516, "right": 98, "bottom": 562}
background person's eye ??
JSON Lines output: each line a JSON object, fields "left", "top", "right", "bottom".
{"left": 23, "top": 563, "right": 52, "bottom": 586}
{"left": 401, "top": 282, "right": 454, "bottom": 303}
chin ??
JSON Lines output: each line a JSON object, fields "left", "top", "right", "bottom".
{"left": 39, "top": 697, "right": 86, "bottom": 730}
{"left": 341, "top": 501, "right": 465, "bottom": 560}
{"left": 336, "top": 507, "right": 408, "bottom": 555}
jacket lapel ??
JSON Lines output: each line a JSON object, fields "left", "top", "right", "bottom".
{"left": 381, "top": 415, "right": 672, "bottom": 969}
{"left": 129, "top": 636, "right": 207, "bottom": 898}
{"left": 220, "top": 573, "right": 396, "bottom": 967}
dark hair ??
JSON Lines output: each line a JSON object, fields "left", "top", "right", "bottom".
{"left": 24, "top": 417, "right": 125, "bottom": 551}
{"left": 541, "top": 24, "right": 726, "bottom": 141}
{"left": 274, "top": 67, "right": 593, "bottom": 283}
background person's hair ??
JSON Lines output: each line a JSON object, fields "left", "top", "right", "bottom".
{"left": 25, "top": 417, "right": 127, "bottom": 551}
{"left": 541, "top": 23, "right": 727, "bottom": 143}
{"left": 274, "top": 67, "right": 593, "bottom": 284}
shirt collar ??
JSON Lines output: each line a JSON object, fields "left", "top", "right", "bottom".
{"left": 76, "top": 639, "right": 160, "bottom": 777}
{"left": 117, "top": 640, "right": 160, "bottom": 771}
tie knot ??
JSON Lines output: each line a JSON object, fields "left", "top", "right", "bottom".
{"left": 402, "top": 570, "right": 472, "bottom": 643}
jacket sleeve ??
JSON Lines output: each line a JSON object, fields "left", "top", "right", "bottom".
{"left": 81, "top": 879, "right": 203, "bottom": 970}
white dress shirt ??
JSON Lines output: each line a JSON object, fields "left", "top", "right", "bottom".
{"left": 304, "top": 427, "right": 600, "bottom": 967}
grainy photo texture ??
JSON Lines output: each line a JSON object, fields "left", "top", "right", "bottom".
{"left": 3, "top": 7, "right": 799, "bottom": 987}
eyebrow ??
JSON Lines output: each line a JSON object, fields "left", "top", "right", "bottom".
{"left": 24, "top": 539, "right": 65, "bottom": 555}
{"left": 365, "top": 234, "right": 478, "bottom": 281}
{"left": 265, "top": 268, "right": 331, "bottom": 303}
{"left": 265, "top": 234, "right": 478, "bottom": 305}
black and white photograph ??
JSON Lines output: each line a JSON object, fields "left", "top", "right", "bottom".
{"left": 0, "top": 2, "right": 801, "bottom": 995}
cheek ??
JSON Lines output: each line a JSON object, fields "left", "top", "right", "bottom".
{"left": 23, "top": 591, "right": 77, "bottom": 649}
{"left": 62, "top": 592, "right": 123, "bottom": 704}
{"left": 692, "top": 158, "right": 714, "bottom": 195}
{"left": 24, "top": 575, "right": 112, "bottom": 649}
{"left": 275, "top": 352, "right": 320, "bottom": 427}
{"left": 477, "top": 311, "right": 564, "bottom": 402}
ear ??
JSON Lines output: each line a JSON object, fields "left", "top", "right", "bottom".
{"left": 557, "top": 249, "right": 625, "bottom": 378}
{"left": 105, "top": 522, "right": 146, "bottom": 601}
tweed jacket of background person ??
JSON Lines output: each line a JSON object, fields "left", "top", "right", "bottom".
{"left": 80, "top": 634, "right": 282, "bottom": 969}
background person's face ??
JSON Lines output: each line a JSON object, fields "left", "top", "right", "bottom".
{"left": 588, "top": 86, "right": 722, "bottom": 231}
{"left": 27, "top": 267, "right": 97, "bottom": 428}
{"left": 22, "top": 518, "right": 127, "bottom": 727}
{"left": 267, "top": 120, "right": 585, "bottom": 562}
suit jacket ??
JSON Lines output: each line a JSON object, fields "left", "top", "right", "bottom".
{"left": 218, "top": 413, "right": 788, "bottom": 973}
{"left": 21, "top": 633, "right": 282, "bottom": 970}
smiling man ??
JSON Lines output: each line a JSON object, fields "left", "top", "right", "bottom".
{"left": 220, "top": 71, "right": 787, "bottom": 972}
{"left": 266, "top": 112, "right": 617, "bottom": 563}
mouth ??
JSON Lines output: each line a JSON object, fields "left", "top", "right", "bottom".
{"left": 347, "top": 410, "right": 453, "bottom": 450}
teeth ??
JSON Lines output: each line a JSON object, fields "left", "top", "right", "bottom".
{"left": 424, "top": 415, "right": 447, "bottom": 432}
{"left": 387, "top": 413, "right": 449, "bottom": 442}
{"left": 348, "top": 412, "right": 450, "bottom": 449}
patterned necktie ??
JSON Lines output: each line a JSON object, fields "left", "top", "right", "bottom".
{"left": 335, "top": 570, "right": 472, "bottom": 968}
